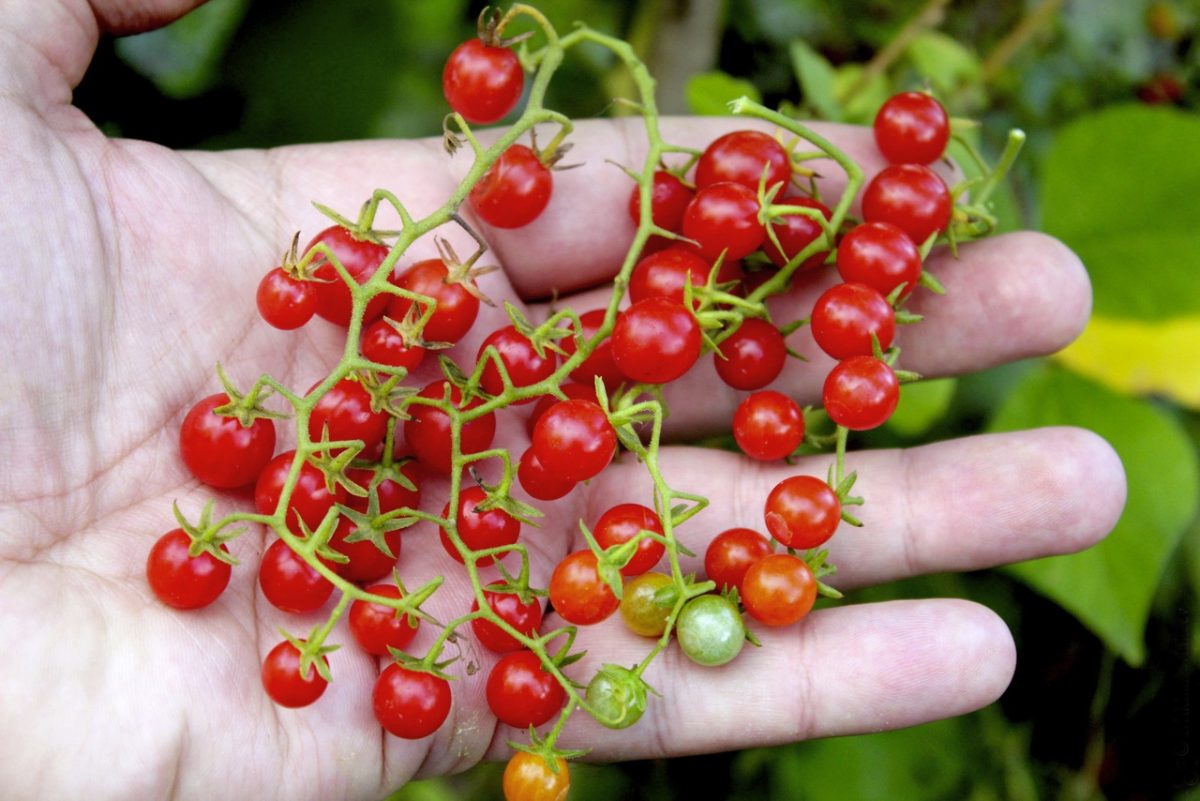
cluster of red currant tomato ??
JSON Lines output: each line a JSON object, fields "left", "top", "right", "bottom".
{"left": 145, "top": 5, "right": 991, "bottom": 799}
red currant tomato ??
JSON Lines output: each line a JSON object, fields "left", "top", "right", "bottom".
{"left": 530, "top": 398, "right": 617, "bottom": 483}
{"left": 549, "top": 550, "right": 619, "bottom": 626}
{"left": 259, "top": 538, "right": 333, "bottom": 614}
{"left": 695, "top": 130, "right": 791, "bottom": 192}
{"left": 763, "top": 474, "right": 841, "bottom": 549}
{"left": 255, "top": 450, "right": 347, "bottom": 535}
{"left": 836, "top": 221, "right": 922, "bottom": 299}
{"left": 525, "top": 383, "right": 597, "bottom": 438}
{"left": 862, "top": 163, "right": 952, "bottom": 245}
{"left": 471, "top": 590, "right": 544, "bottom": 653}
{"left": 560, "top": 309, "right": 624, "bottom": 390}
{"left": 486, "top": 650, "right": 566, "bottom": 729}
{"left": 733, "top": 390, "right": 805, "bottom": 461}
{"left": 262, "top": 640, "right": 328, "bottom": 708}
{"left": 440, "top": 485, "right": 521, "bottom": 566}
{"left": 611, "top": 297, "right": 702, "bottom": 385}
{"left": 704, "top": 527, "right": 772, "bottom": 594}
{"left": 373, "top": 663, "right": 452, "bottom": 739}
{"left": 503, "top": 752, "right": 570, "bottom": 801}
{"left": 442, "top": 38, "right": 524, "bottom": 124}
{"left": 146, "top": 528, "right": 231, "bottom": 610}
{"left": 629, "top": 247, "right": 711, "bottom": 307}
{"left": 593, "top": 503, "right": 665, "bottom": 576}
{"left": 478, "top": 325, "right": 557, "bottom": 400}
{"left": 346, "top": 462, "right": 422, "bottom": 516}
{"left": 810, "top": 282, "right": 896, "bottom": 360}
{"left": 308, "top": 377, "right": 389, "bottom": 455}
{"left": 257, "top": 267, "right": 316, "bottom": 330}
{"left": 517, "top": 446, "right": 577, "bottom": 501}
{"left": 388, "top": 258, "right": 480, "bottom": 344}
{"left": 361, "top": 319, "right": 426, "bottom": 371}
{"left": 873, "top": 91, "right": 950, "bottom": 165}
{"left": 629, "top": 170, "right": 693, "bottom": 231}
{"left": 822, "top": 355, "right": 900, "bottom": 431}
{"left": 329, "top": 516, "right": 402, "bottom": 584}
{"left": 306, "top": 225, "right": 391, "bottom": 327}
{"left": 714, "top": 318, "right": 787, "bottom": 390}
{"left": 741, "top": 553, "right": 817, "bottom": 627}
{"left": 404, "top": 380, "right": 497, "bottom": 475}
{"left": 349, "top": 584, "right": 420, "bottom": 656}
{"left": 179, "top": 393, "right": 276, "bottom": 489}
{"left": 764, "top": 196, "right": 832, "bottom": 269}
{"left": 682, "top": 181, "right": 765, "bottom": 261}
{"left": 469, "top": 144, "right": 553, "bottom": 229}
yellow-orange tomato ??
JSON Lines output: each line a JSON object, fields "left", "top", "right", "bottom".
{"left": 619, "top": 572, "right": 674, "bottom": 637}
{"left": 503, "top": 752, "right": 570, "bottom": 801}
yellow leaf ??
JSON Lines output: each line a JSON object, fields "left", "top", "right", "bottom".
{"left": 1053, "top": 315, "right": 1200, "bottom": 408}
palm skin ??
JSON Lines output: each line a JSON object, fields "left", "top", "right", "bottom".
{"left": 0, "top": 2, "right": 1127, "bottom": 801}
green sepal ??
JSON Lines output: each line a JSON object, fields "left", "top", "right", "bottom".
{"left": 173, "top": 500, "right": 241, "bottom": 566}
{"left": 555, "top": 649, "right": 589, "bottom": 670}
{"left": 507, "top": 731, "right": 589, "bottom": 767}
{"left": 918, "top": 268, "right": 947, "bottom": 295}
{"left": 894, "top": 369, "right": 923, "bottom": 384}
{"left": 473, "top": 487, "right": 545, "bottom": 526}
{"left": 894, "top": 309, "right": 924, "bottom": 324}
{"left": 211, "top": 364, "right": 290, "bottom": 428}
{"left": 280, "top": 627, "right": 340, "bottom": 684}
{"left": 652, "top": 583, "right": 680, "bottom": 609}
{"left": 387, "top": 647, "right": 460, "bottom": 682}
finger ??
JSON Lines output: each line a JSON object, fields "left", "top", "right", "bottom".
{"left": 582, "top": 426, "right": 1126, "bottom": 590}
{"left": 483, "top": 597, "right": 1014, "bottom": 760}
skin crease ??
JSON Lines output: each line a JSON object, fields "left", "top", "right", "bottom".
{"left": 0, "top": 2, "right": 1127, "bottom": 800}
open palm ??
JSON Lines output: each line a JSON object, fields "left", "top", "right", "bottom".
{"left": 0, "top": 2, "right": 1126, "bottom": 800}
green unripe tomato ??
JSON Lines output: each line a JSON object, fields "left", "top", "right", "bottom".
{"left": 585, "top": 664, "right": 647, "bottom": 729}
{"left": 675, "top": 593, "right": 746, "bottom": 667}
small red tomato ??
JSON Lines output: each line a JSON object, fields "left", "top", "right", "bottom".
{"left": 810, "top": 282, "right": 896, "bottom": 360}
{"left": 329, "top": 516, "right": 402, "bottom": 584}
{"left": 146, "top": 528, "right": 231, "bottom": 610}
{"left": 681, "top": 181, "right": 765, "bottom": 262}
{"left": 592, "top": 503, "right": 665, "bottom": 576}
{"left": 308, "top": 377, "right": 389, "bottom": 455}
{"left": 525, "top": 383, "right": 598, "bottom": 438}
{"left": 862, "top": 163, "right": 952, "bottom": 246}
{"left": 388, "top": 258, "right": 480, "bottom": 344}
{"left": 560, "top": 309, "right": 624, "bottom": 390}
{"left": 361, "top": 319, "right": 426, "bottom": 371}
{"left": 373, "top": 663, "right": 452, "bottom": 739}
{"left": 345, "top": 462, "right": 422, "bottom": 517}
{"left": 695, "top": 130, "right": 791, "bottom": 191}
{"left": 732, "top": 390, "right": 805, "bottom": 461}
{"left": 442, "top": 38, "right": 524, "bottom": 124}
{"left": 530, "top": 399, "right": 617, "bottom": 484}
{"left": 836, "top": 221, "right": 923, "bottom": 299}
{"left": 471, "top": 590, "right": 544, "bottom": 653}
{"left": 517, "top": 446, "right": 578, "bottom": 501}
{"left": 629, "top": 170, "right": 693, "bottom": 231}
{"left": 440, "top": 485, "right": 521, "bottom": 566}
{"left": 764, "top": 196, "right": 832, "bottom": 269}
{"left": 741, "top": 553, "right": 817, "bottom": 627}
{"left": 822, "top": 355, "right": 900, "bottom": 431}
{"left": 259, "top": 538, "right": 333, "bottom": 614}
{"left": 705, "top": 527, "right": 772, "bottom": 593}
{"left": 469, "top": 144, "right": 553, "bottom": 229}
{"left": 611, "top": 297, "right": 702, "bottom": 385}
{"left": 306, "top": 225, "right": 391, "bottom": 327}
{"left": 349, "top": 584, "right": 420, "bottom": 656}
{"left": 179, "top": 393, "right": 276, "bottom": 489}
{"left": 477, "top": 325, "right": 557, "bottom": 401}
{"left": 262, "top": 640, "right": 329, "bottom": 708}
{"left": 255, "top": 450, "right": 346, "bottom": 535}
{"left": 714, "top": 318, "right": 788, "bottom": 391}
{"left": 873, "top": 91, "right": 950, "bottom": 165}
{"left": 549, "top": 550, "right": 619, "bottom": 626}
{"left": 257, "top": 267, "right": 316, "bottom": 330}
{"left": 763, "top": 475, "right": 841, "bottom": 549}
{"left": 629, "top": 247, "right": 711, "bottom": 307}
{"left": 486, "top": 650, "right": 566, "bottom": 729}
{"left": 404, "top": 381, "right": 497, "bottom": 475}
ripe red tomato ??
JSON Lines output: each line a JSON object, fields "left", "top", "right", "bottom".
{"left": 524, "top": 383, "right": 598, "bottom": 438}
{"left": 629, "top": 170, "right": 693, "bottom": 231}
{"left": 862, "top": 163, "right": 952, "bottom": 245}
{"left": 873, "top": 91, "right": 950, "bottom": 165}
{"left": 695, "top": 130, "right": 791, "bottom": 191}
{"left": 741, "top": 553, "right": 817, "bottom": 627}
{"left": 530, "top": 398, "right": 617, "bottom": 483}
{"left": 560, "top": 309, "right": 624, "bottom": 390}
{"left": 258, "top": 538, "right": 333, "bottom": 614}
{"left": 503, "top": 752, "right": 570, "bottom": 801}
{"left": 361, "top": 319, "right": 426, "bottom": 371}
{"left": 261, "top": 640, "right": 328, "bottom": 708}
{"left": 146, "top": 528, "right": 232, "bottom": 610}
{"left": 440, "top": 485, "right": 521, "bottom": 566}
{"left": 308, "top": 377, "right": 389, "bottom": 455}
{"left": 713, "top": 318, "right": 787, "bottom": 390}
{"left": 548, "top": 550, "right": 619, "bottom": 625}
{"left": 329, "top": 516, "right": 402, "bottom": 584}
{"left": 704, "top": 527, "right": 772, "bottom": 593}
{"left": 822, "top": 355, "right": 900, "bottom": 431}
{"left": 478, "top": 325, "right": 557, "bottom": 400}
{"left": 611, "top": 297, "right": 702, "bottom": 385}
{"left": 306, "top": 225, "right": 391, "bottom": 327}
{"left": 404, "top": 380, "right": 497, "bottom": 475}
{"left": 810, "top": 282, "right": 896, "bottom": 360}
{"left": 345, "top": 462, "right": 422, "bottom": 516}
{"left": 471, "top": 590, "right": 544, "bottom": 653}
{"left": 255, "top": 450, "right": 347, "bottom": 535}
{"left": 629, "top": 247, "right": 711, "bottom": 307}
{"left": 442, "top": 38, "right": 524, "bottom": 124}
{"left": 179, "top": 393, "right": 276, "bottom": 490}
{"left": 732, "top": 390, "right": 805, "bottom": 461}
{"left": 486, "top": 650, "right": 566, "bottom": 728}
{"left": 836, "top": 221, "right": 922, "bottom": 299}
{"left": 592, "top": 503, "right": 665, "bottom": 576}
{"left": 257, "top": 267, "right": 316, "bottom": 330}
{"left": 373, "top": 663, "right": 452, "bottom": 739}
{"left": 763, "top": 475, "right": 841, "bottom": 549}
{"left": 349, "top": 584, "right": 420, "bottom": 656}
{"left": 388, "top": 258, "right": 480, "bottom": 344}
{"left": 681, "top": 181, "right": 765, "bottom": 261}
{"left": 764, "top": 196, "right": 832, "bottom": 269}
{"left": 469, "top": 144, "right": 553, "bottom": 229}
{"left": 517, "top": 446, "right": 577, "bottom": 501}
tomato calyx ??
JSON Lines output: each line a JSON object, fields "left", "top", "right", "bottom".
{"left": 210, "top": 364, "right": 289, "bottom": 429}
{"left": 334, "top": 490, "right": 419, "bottom": 560}
{"left": 476, "top": 5, "right": 535, "bottom": 49}
{"left": 435, "top": 236, "right": 499, "bottom": 308}
{"left": 506, "top": 730, "right": 588, "bottom": 774}
{"left": 281, "top": 627, "right": 340, "bottom": 685}
{"left": 312, "top": 200, "right": 393, "bottom": 246}
{"left": 467, "top": 467, "right": 545, "bottom": 528}
{"left": 171, "top": 499, "right": 241, "bottom": 566}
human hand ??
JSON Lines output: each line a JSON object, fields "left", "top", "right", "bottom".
{"left": 0, "top": 2, "right": 1126, "bottom": 800}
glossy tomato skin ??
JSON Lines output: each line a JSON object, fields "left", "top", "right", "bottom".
{"left": 560, "top": 309, "right": 623, "bottom": 390}
{"left": 373, "top": 663, "right": 452, "bottom": 739}
{"left": 345, "top": 462, "right": 422, "bottom": 516}
{"left": 836, "top": 221, "right": 923, "bottom": 299}
{"left": 486, "top": 650, "right": 566, "bottom": 728}
{"left": 262, "top": 640, "right": 328, "bottom": 708}
{"left": 404, "top": 381, "right": 497, "bottom": 475}
{"left": 763, "top": 474, "right": 841, "bottom": 549}
{"left": 471, "top": 590, "right": 544, "bottom": 653}
{"left": 676, "top": 594, "right": 746, "bottom": 667}
{"left": 593, "top": 503, "right": 665, "bottom": 576}
{"left": 619, "top": 571, "right": 674, "bottom": 637}
{"left": 257, "top": 268, "right": 316, "bottom": 330}
{"left": 629, "top": 247, "right": 711, "bottom": 306}
{"left": 704, "top": 528, "right": 772, "bottom": 594}
{"left": 517, "top": 446, "right": 577, "bottom": 501}
{"left": 329, "top": 516, "right": 402, "bottom": 584}
{"left": 259, "top": 538, "right": 333, "bottom": 613}
{"left": 695, "top": 130, "right": 791, "bottom": 191}
{"left": 308, "top": 377, "right": 388, "bottom": 455}
{"left": 442, "top": 38, "right": 524, "bottom": 124}
{"left": 524, "top": 383, "right": 597, "bottom": 438}
{"left": 146, "top": 529, "right": 232, "bottom": 610}
{"left": 306, "top": 225, "right": 391, "bottom": 327}
{"left": 503, "top": 751, "right": 570, "bottom": 801}
{"left": 873, "top": 91, "right": 950, "bottom": 165}
{"left": 764, "top": 196, "right": 833, "bottom": 269}
{"left": 733, "top": 391, "right": 805, "bottom": 461}
{"left": 478, "top": 325, "right": 557, "bottom": 400}
{"left": 681, "top": 181, "right": 765, "bottom": 261}
{"left": 741, "top": 553, "right": 817, "bottom": 627}
{"left": 862, "top": 163, "right": 952, "bottom": 245}
{"left": 361, "top": 319, "right": 426, "bottom": 371}
{"left": 810, "top": 282, "right": 896, "bottom": 360}
{"left": 549, "top": 550, "right": 619, "bottom": 625}
{"left": 349, "top": 584, "right": 420, "bottom": 656}
{"left": 714, "top": 318, "right": 788, "bottom": 390}
{"left": 530, "top": 398, "right": 617, "bottom": 483}
{"left": 822, "top": 355, "right": 900, "bottom": 431}
{"left": 470, "top": 145, "right": 552, "bottom": 229}
{"left": 629, "top": 170, "right": 693, "bottom": 231}
{"left": 255, "top": 450, "right": 347, "bottom": 535}
{"left": 388, "top": 259, "right": 480, "bottom": 344}
{"left": 611, "top": 297, "right": 702, "bottom": 384}
{"left": 180, "top": 393, "right": 276, "bottom": 489}
{"left": 440, "top": 485, "right": 521, "bottom": 566}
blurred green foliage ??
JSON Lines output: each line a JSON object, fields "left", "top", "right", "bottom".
{"left": 76, "top": 0, "right": 1200, "bottom": 798}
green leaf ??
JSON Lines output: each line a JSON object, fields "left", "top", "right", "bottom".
{"left": 887, "top": 378, "right": 956, "bottom": 437}
{"left": 831, "top": 63, "right": 891, "bottom": 125}
{"left": 1040, "top": 105, "right": 1200, "bottom": 321}
{"left": 904, "top": 31, "right": 981, "bottom": 96}
{"left": 788, "top": 40, "right": 840, "bottom": 120}
{"left": 115, "top": 0, "right": 248, "bottom": 98}
{"left": 988, "top": 363, "right": 1199, "bottom": 665}
{"left": 685, "top": 71, "right": 762, "bottom": 116}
